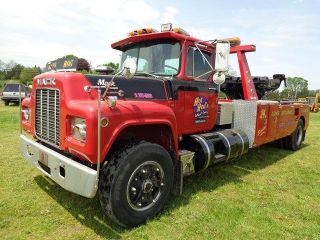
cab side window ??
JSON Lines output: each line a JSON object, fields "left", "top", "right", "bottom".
{"left": 187, "top": 47, "right": 212, "bottom": 81}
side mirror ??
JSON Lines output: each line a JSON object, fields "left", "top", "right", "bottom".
{"left": 122, "top": 58, "right": 137, "bottom": 79}
{"left": 212, "top": 72, "right": 226, "bottom": 85}
{"left": 215, "top": 42, "right": 230, "bottom": 72}
{"left": 213, "top": 42, "right": 230, "bottom": 85}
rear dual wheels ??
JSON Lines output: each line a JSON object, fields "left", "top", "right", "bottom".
{"left": 99, "top": 141, "right": 174, "bottom": 228}
{"left": 282, "top": 119, "right": 305, "bottom": 151}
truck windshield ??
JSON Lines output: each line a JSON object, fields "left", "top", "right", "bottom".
{"left": 120, "top": 40, "right": 180, "bottom": 76}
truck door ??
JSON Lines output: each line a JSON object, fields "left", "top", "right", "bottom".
{"left": 183, "top": 47, "right": 218, "bottom": 133}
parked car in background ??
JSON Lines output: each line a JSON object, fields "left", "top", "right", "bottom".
{"left": 1, "top": 83, "right": 31, "bottom": 105}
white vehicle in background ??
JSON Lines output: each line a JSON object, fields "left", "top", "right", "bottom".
{"left": 1, "top": 83, "right": 30, "bottom": 106}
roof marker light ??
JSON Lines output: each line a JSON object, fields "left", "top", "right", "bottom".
{"left": 172, "top": 27, "right": 190, "bottom": 36}
{"left": 220, "top": 37, "right": 241, "bottom": 47}
{"left": 128, "top": 28, "right": 158, "bottom": 37}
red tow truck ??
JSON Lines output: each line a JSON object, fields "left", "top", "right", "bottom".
{"left": 20, "top": 24, "right": 309, "bottom": 228}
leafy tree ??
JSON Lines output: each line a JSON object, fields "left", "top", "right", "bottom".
{"left": 0, "top": 72, "right": 5, "bottom": 80}
{"left": 64, "top": 54, "right": 77, "bottom": 60}
{"left": 0, "top": 59, "right": 5, "bottom": 71}
{"left": 104, "top": 62, "right": 119, "bottom": 71}
{"left": 77, "top": 58, "right": 90, "bottom": 71}
{"left": 4, "top": 60, "right": 16, "bottom": 70}
{"left": 286, "top": 77, "right": 308, "bottom": 100}
{"left": 297, "top": 86, "right": 309, "bottom": 98}
{"left": 20, "top": 66, "right": 41, "bottom": 85}
{"left": 264, "top": 90, "right": 281, "bottom": 100}
{"left": 5, "top": 62, "right": 24, "bottom": 80}
{"left": 0, "top": 60, "right": 5, "bottom": 81}
{"left": 308, "top": 89, "right": 320, "bottom": 97}
{"left": 280, "top": 88, "right": 291, "bottom": 100}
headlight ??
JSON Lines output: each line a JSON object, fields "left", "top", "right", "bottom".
{"left": 71, "top": 117, "right": 86, "bottom": 141}
{"left": 22, "top": 108, "right": 31, "bottom": 121}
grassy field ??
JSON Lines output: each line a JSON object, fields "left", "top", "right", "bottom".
{"left": 0, "top": 102, "right": 319, "bottom": 240}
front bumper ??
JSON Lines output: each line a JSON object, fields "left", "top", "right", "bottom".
{"left": 2, "top": 96, "right": 22, "bottom": 102}
{"left": 20, "top": 134, "right": 98, "bottom": 198}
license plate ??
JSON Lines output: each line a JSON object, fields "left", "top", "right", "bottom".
{"left": 39, "top": 151, "right": 48, "bottom": 166}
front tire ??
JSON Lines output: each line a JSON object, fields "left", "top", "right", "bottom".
{"left": 4, "top": 101, "right": 9, "bottom": 106}
{"left": 99, "top": 141, "right": 174, "bottom": 228}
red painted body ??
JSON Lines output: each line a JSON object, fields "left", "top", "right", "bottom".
{"left": 21, "top": 30, "right": 309, "bottom": 165}
{"left": 254, "top": 103, "right": 309, "bottom": 147}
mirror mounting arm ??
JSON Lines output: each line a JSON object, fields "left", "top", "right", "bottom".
{"left": 101, "top": 58, "right": 137, "bottom": 100}
{"left": 102, "top": 69, "right": 123, "bottom": 100}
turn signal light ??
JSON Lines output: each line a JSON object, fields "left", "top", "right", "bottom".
{"left": 220, "top": 37, "right": 241, "bottom": 47}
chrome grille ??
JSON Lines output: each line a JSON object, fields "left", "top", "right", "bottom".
{"left": 35, "top": 89, "right": 60, "bottom": 146}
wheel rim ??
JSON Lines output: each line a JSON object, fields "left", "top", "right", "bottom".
{"left": 296, "top": 125, "right": 303, "bottom": 146}
{"left": 126, "top": 161, "right": 164, "bottom": 211}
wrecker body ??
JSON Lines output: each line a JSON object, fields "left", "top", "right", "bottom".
{"left": 20, "top": 25, "right": 309, "bottom": 227}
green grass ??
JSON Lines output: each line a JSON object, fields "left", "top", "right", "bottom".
{"left": 0, "top": 102, "right": 319, "bottom": 240}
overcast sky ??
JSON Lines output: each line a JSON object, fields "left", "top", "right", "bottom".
{"left": 0, "top": 0, "right": 319, "bottom": 89}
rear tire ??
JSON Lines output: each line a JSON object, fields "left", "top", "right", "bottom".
{"left": 4, "top": 101, "right": 9, "bottom": 106}
{"left": 283, "top": 119, "right": 305, "bottom": 151}
{"left": 99, "top": 141, "right": 174, "bottom": 228}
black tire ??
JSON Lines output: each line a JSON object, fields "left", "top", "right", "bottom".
{"left": 99, "top": 141, "right": 174, "bottom": 228}
{"left": 4, "top": 101, "right": 9, "bottom": 106}
{"left": 283, "top": 119, "right": 305, "bottom": 151}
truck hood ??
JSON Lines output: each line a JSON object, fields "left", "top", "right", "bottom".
{"left": 32, "top": 72, "right": 168, "bottom": 101}
{"left": 84, "top": 74, "right": 168, "bottom": 100}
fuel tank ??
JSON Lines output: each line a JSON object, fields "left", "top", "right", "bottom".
{"left": 181, "top": 129, "right": 249, "bottom": 172}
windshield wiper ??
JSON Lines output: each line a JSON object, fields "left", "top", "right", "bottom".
{"left": 135, "top": 72, "right": 162, "bottom": 79}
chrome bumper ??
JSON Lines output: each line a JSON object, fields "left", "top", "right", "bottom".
{"left": 20, "top": 134, "right": 98, "bottom": 198}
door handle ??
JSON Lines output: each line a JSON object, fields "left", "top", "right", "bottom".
{"left": 208, "top": 87, "right": 216, "bottom": 91}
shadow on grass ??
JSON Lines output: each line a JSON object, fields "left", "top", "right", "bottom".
{"left": 168, "top": 143, "right": 305, "bottom": 201}
{"left": 34, "top": 176, "right": 124, "bottom": 239}
{"left": 34, "top": 143, "right": 308, "bottom": 236}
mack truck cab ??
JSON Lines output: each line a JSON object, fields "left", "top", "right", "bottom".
{"left": 20, "top": 24, "right": 309, "bottom": 228}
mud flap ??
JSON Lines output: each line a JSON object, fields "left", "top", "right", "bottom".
{"left": 172, "top": 161, "right": 183, "bottom": 195}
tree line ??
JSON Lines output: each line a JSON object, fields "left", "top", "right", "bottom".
{"left": 265, "top": 77, "right": 318, "bottom": 100}
{"left": 0, "top": 59, "right": 41, "bottom": 86}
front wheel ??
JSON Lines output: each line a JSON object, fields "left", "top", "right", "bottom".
{"left": 99, "top": 142, "right": 174, "bottom": 228}
{"left": 4, "top": 101, "right": 9, "bottom": 106}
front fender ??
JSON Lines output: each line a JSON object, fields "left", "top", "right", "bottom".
{"left": 100, "top": 101, "right": 178, "bottom": 162}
